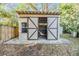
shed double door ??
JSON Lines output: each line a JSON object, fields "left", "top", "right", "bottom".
{"left": 28, "top": 17, "right": 38, "bottom": 40}
{"left": 28, "top": 17, "right": 58, "bottom": 40}
{"left": 47, "top": 17, "right": 58, "bottom": 40}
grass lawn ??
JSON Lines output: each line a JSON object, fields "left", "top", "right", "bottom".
{"left": 61, "top": 33, "right": 79, "bottom": 56}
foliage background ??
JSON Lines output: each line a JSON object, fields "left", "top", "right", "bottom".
{"left": 0, "top": 3, "right": 79, "bottom": 34}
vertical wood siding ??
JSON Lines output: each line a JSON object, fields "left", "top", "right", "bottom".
{"left": 0, "top": 26, "right": 19, "bottom": 43}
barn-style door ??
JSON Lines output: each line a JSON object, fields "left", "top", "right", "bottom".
{"left": 47, "top": 17, "right": 58, "bottom": 40}
{"left": 28, "top": 17, "right": 38, "bottom": 40}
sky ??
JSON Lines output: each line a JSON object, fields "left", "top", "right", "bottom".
{"left": 4, "top": 3, "right": 59, "bottom": 11}
{"left": 5, "top": 3, "right": 18, "bottom": 10}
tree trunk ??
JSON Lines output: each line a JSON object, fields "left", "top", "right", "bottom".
{"left": 42, "top": 3, "right": 48, "bottom": 12}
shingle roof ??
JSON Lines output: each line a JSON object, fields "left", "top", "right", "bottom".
{"left": 16, "top": 11, "right": 60, "bottom": 15}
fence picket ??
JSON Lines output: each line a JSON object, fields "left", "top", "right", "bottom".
{"left": 0, "top": 25, "right": 19, "bottom": 43}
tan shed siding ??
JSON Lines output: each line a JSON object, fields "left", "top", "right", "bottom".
{"left": 19, "top": 18, "right": 28, "bottom": 40}
{"left": 19, "top": 14, "right": 59, "bottom": 18}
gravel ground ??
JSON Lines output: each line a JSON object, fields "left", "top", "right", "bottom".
{"left": 0, "top": 44, "right": 75, "bottom": 56}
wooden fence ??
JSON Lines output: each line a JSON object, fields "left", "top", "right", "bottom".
{"left": 0, "top": 25, "right": 19, "bottom": 43}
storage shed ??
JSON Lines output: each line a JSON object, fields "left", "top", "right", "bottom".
{"left": 17, "top": 11, "right": 60, "bottom": 41}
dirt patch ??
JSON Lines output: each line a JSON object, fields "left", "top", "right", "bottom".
{"left": 0, "top": 44, "right": 74, "bottom": 56}
{"left": 0, "top": 44, "right": 27, "bottom": 56}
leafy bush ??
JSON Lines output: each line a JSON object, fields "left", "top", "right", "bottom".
{"left": 60, "top": 4, "right": 79, "bottom": 33}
